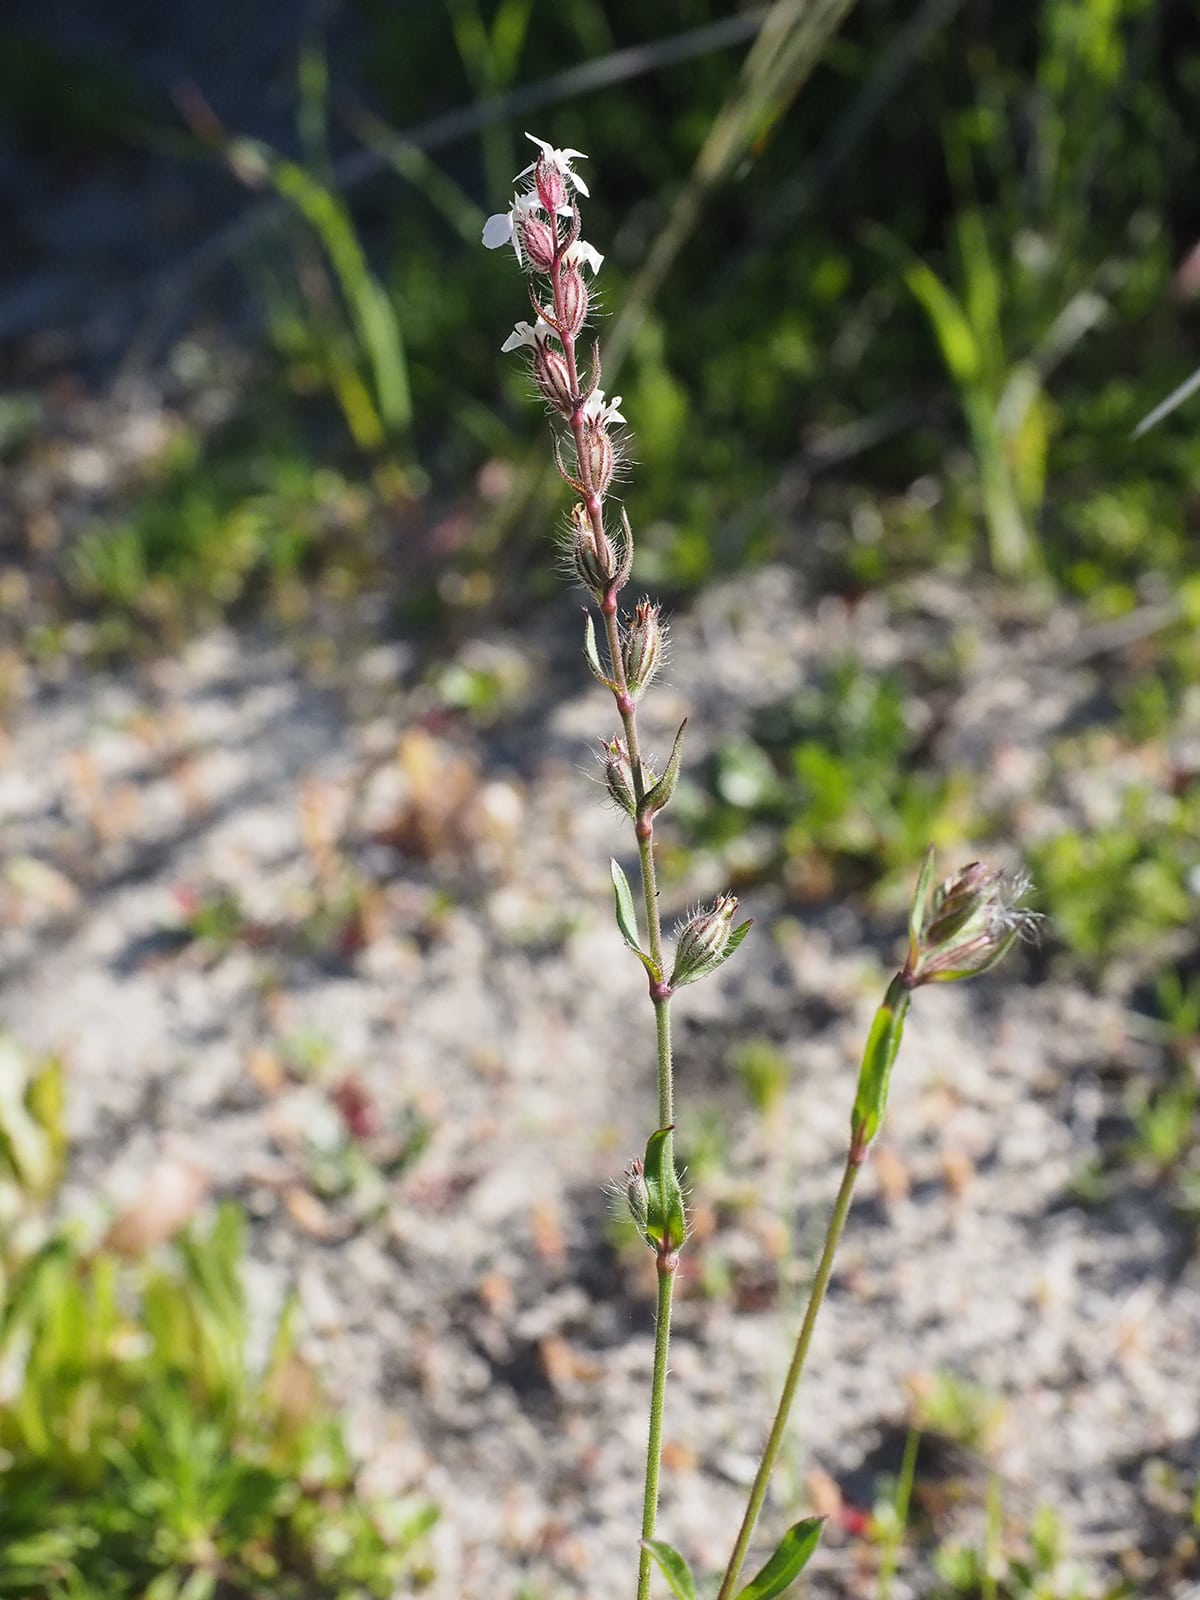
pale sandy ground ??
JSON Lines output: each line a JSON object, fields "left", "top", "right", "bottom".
{"left": 2, "top": 565, "right": 1198, "bottom": 1599}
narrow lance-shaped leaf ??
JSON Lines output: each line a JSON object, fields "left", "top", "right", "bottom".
{"left": 610, "top": 859, "right": 662, "bottom": 982}
{"left": 643, "top": 718, "right": 687, "bottom": 816}
{"left": 734, "top": 1517, "right": 825, "bottom": 1600}
{"left": 610, "top": 858, "right": 641, "bottom": 951}
{"left": 907, "top": 845, "right": 937, "bottom": 971}
{"left": 641, "top": 1540, "right": 697, "bottom": 1600}
{"left": 850, "top": 974, "right": 911, "bottom": 1152}
{"left": 583, "top": 611, "right": 617, "bottom": 689}
{"left": 642, "top": 1127, "right": 686, "bottom": 1254}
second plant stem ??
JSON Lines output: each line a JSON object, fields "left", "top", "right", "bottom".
{"left": 714, "top": 1154, "right": 862, "bottom": 1600}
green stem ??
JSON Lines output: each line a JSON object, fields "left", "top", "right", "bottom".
{"left": 552, "top": 214, "right": 679, "bottom": 1598}
{"left": 715, "top": 1156, "right": 862, "bottom": 1600}
{"left": 653, "top": 992, "right": 674, "bottom": 1130}
{"left": 637, "top": 1260, "right": 677, "bottom": 1600}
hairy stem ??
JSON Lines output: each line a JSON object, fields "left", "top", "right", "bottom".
{"left": 549, "top": 220, "right": 680, "bottom": 1585}
{"left": 715, "top": 1156, "right": 861, "bottom": 1600}
{"left": 637, "top": 1257, "right": 677, "bottom": 1600}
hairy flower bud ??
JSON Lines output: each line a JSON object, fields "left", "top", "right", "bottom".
{"left": 623, "top": 1157, "right": 651, "bottom": 1244}
{"left": 621, "top": 600, "right": 665, "bottom": 700}
{"left": 534, "top": 153, "right": 568, "bottom": 215}
{"left": 601, "top": 735, "right": 637, "bottom": 817}
{"left": 670, "top": 894, "right": 750, "bottom": 988}
{"left": 569, "top": 503, "right": 631, "bottom": 599}
{"left": 531, "top": 340, "right": 574, "bottom": 417}
{"left": 557, "top": 262, "right": 589, "bottom": 337}
{"left": 904, "top": 851, "right": 1039, "bottom": 986}
{"left": 582, "top": 419, "right": 615, "bottom": 495}
{"left": 518, "top": 213, "right": 557, "bottom": 273}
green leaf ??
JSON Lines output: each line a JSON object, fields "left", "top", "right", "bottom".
{"left": 903, "top": 257, "right": 981, "bottom": 387}
{"left": 907, "top": 846, "right": 937, "bottom": 968}
{"left": 642, "top": 1127, "right": 686, "bottom": 1253}
{"left": 641, "top": 1538, "right": 697, "bottom": 1600}
{"left": 610, "top": 858, "right": 640, "bottom": 950}
{"left": 610, "top": 860, "right": 662, "bottom": 981}
{"left": 850, "top": 978, "right": 911, "bottom": 1151}
{"left": 644, "top": 718, "right": 688, "bottom": 816}
{"left": 734, "top": 1517, "right": 825, "bottom": 1600}
{"left": 584, "top": 612, "right": 616, "bottom": 688}
{"left": 723, "top": 918, "right": 754, "bottom": 965}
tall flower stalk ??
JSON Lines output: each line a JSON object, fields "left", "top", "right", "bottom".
{"left": 484, "top": 135, "right": 1035, "bottom": 1600}
{"left": 485, "top": 133, "right": 751, "bottom": 1599}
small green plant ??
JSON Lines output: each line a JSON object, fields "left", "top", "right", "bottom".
{"left": 883, "top": 0, "right": 1154, "bottom": 579}
{"left": 0, "top": 1205, "right": 434, "bottom": 1598}
{"left": 1029, "top": 787, "right": 1198, "bottom": 968}
{"left": 871, "top": 1426, "right": 921, "bottom": 1600}
{"left": 731, "top": 1039, "right": 790, "bottom": 1120}
{"left": 199, "top": 44, "right": 415, "bottom": 467}
{"left": 0, "top": 1035, "right": 65, "bottom": 1253}
{"left": 483, "top": 127, "right": 1036, "bottom": 1600}
{"left": 70, "top": 430, "right": 365, "bottom": 639}
{"left": 912, "top": 1372, "right": 1007, "bottom": 1457}
{"left": 932, "top": 1502, "right": 1122, "bottom": 1600}
{"left": 693, "top": 660, "right": 968, "bottom": 890}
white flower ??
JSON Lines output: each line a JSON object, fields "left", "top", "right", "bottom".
{"left": 481, "top": 190, "right": 542, "bottom": 257}
{"left": 500, "top": 317, "right": 554, "bottom": 354}
{"left": 581, "top": 389, "right": 625, "bottom": 427}
{"left": 516, "top": 132, "right": 590, "bottom": 198}
{"left": 563, "top": 238, "right": 604, "bottom": 275}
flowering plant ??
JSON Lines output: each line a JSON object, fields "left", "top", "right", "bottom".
{"left": 483, "top": 132, "right": 1036, "bottom": 1600}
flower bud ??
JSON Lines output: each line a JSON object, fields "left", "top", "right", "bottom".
{"left": 904, "top": 852, "right": 1039, "bottom": 986}
{"left": 641, "top": 1127, "right": 686, "bottom": 1258}
{"left": 534, "top": 154, "right": 568, "bottom": 215}
{"left": 531, "top": 340, "right": 574, "bottom": 417}
{"left": 518, "top": 213, "right": 557, "bottom": 273}
{"left": 582, "top": 418, "right": 615, "bottom": 494}
{"left": 623, "top": 1157, "right": 651, "bottom": 1244}
{"left": 621, "top": 601, "right": 665, "bottom": 700}
{"left": 557, "top": 262, "right": 589, "bottom": 337}
{"left": 569, "top": 503, "right": 631, "bottom": 599}
{"left": 670, "top": 894, "right": 750, "bottom": 988}
{"left": 601, "top": 735, "right": 637, "bottom": 817}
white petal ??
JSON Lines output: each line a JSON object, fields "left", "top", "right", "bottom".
{"left": 570, "top": 172, "right": 590, "bottom": 197}
{"left": 566, "top": 239, "right": 604, "bottom": 274}
{"left": 524, "top": 132, "right": 552, "bottom": 156}
{"left": 501, "top": 317, "right": 555, "bottom": 354}
{"left": 501, "top": 321, "right": 535, "bottom": 353}
{"left": 482, "top": 212, "right": 514, "bottom": 250}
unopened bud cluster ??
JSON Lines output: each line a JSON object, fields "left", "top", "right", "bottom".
{"left": 903, "top": 852, "right": 1039, "bottom": 987}
{"left": 485, "top": 138, "right": 755, "bottom": 1289}
{"left": 484, "top": 134, "right": 634, "bottom": 617}
{"left": 484, "top": 134, "right": 627, "bottom": 525}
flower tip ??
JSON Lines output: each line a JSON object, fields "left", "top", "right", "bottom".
{"left": 906, "top": 857, "right": 1040, "bottom": 985}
